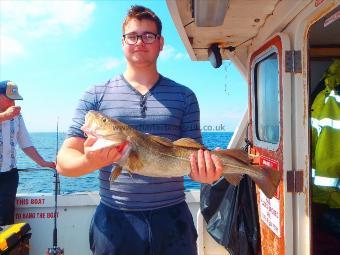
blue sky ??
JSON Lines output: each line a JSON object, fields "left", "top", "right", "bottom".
{"left": 0, "top": 0, "right": 247, "bottom": 132}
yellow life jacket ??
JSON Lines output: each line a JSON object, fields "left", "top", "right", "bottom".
{"left": 311, "top": 59, "right": 340, "bottom": 208}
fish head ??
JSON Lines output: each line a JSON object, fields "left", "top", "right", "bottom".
{"left": 81, "top": 110, "right": 129, "bottom": 144}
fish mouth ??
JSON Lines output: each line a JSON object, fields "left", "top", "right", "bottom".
{"left": 80, "top": 124, "right": 128, "bottom": 151}
{"left": 80, "top": 124, "right": 110, "bottom": 139}
{"left": 80, "top": 124, "right": 96, "bottom": 138}
{"left": 81, "top": 123, "right": 127, "bottom": 142}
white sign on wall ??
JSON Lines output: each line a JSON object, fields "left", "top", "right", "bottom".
{"left": 260, "top": 191, "right": 280, "bottom": 237}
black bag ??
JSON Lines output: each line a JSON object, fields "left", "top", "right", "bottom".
{"left": 200, "top": 175, "right": 260, "bottom": 255}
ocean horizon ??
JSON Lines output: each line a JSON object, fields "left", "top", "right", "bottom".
{"left": 16, "top": 132, "right": 233, "bottom": 194}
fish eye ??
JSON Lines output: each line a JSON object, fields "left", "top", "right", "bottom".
{"left": 102, "top": 118, "right": 107, "bottom": 123}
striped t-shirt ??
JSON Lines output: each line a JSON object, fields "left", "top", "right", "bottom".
{"left": 68, "top": 74, "right": 202, "bottom": 210}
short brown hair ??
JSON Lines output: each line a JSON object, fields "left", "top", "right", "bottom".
{"left": 122, "top": 5, "right": 162, "bottom": 35}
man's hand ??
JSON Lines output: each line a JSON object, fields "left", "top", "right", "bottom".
{"left": 189, "top": 149, "right": 223, "bottom": 184}
{"left": 2, "top": 106, "right": 21, "bottom": 120}
{"left": 23, "top": 146, "right": 56, "bottom": 169}
{"left": 57, "top": 137, "right": 129, "bottom": 177}
{"left": 40, "top": 161, "right": 56, "bottom": 168}
{"left": 83, "top": 136, "right": 128, "bottom": 170}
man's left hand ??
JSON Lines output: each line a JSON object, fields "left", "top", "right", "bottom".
{"left": 189, "top": 149, "right": 223, "bottom": 184}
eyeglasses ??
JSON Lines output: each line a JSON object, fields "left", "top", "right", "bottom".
{"left": 123, "top": 32, "right": 159, "bottom": 45}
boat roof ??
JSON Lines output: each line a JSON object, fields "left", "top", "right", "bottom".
{"left": 166, "top": 0, "right": 280, "bottom": 61}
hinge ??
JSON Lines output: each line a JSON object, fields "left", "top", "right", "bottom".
{"left": 285, "top": 50, "right": 302, "bottom": 73}
{"left": 287, "top": 170, "right": 304, "bottom": 192}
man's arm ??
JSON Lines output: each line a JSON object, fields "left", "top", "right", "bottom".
{"left": 0, "top": 106, "right": 21, "bottom": 122}
{"left": 22, "top": 146, "right": 56, "bottom": 168}
{"left": 56, "top": 136, "right": 126, "bottom": 177}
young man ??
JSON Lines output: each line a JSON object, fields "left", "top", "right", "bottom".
{"left": 0, "top": 80, "right": 56, "bottom": 226}
{"left": 57, "top": 6, "right": 222, "bottom": 255}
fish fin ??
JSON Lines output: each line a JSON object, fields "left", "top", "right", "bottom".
{"left": 173, "top": 138, "right": 205, "bottom": 149}
{"left": 127, "top": 150, "right": 143, "bottom": 171}
{"left": 251, "top": 165, "right": 281, "bottom": 198}
{"left": 149, "top": 135, "right": 174, "bottom": 147}
{"left": 214, "top": 149, "right": 250, "bottom": 164}
{"left": 223, "top": 174, "right": 244, "bottom": 186}
{"left": 109, "top": 166, "right": 123, "bottom": 182}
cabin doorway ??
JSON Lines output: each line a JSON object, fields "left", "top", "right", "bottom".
{"left": 308, "top": 5, "right": 340, "bottom": 255}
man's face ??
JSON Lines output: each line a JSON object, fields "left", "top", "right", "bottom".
{"left": 122, "top": 18, "right": 164, "bottom": 67}
{"left": 0, "top": 95, "right": 15, "bottom": 112}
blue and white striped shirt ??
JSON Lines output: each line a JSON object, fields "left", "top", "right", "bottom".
{"left": 68, "top": 75, "right": 202, "bottom": 210}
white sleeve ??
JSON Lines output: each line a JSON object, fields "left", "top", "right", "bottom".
{"left": 17, "top": 115, "right": 33, "bottom": 149}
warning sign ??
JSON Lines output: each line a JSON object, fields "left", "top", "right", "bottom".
{"left": 260, "top": 192, "right": 280, "bottom": 237}
{"left": 259, "top": 156, "right": 280, "bottom": 237}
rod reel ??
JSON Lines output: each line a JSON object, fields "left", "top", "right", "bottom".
{"left": 46, "top": 247, "right": 64, "bottom": 255}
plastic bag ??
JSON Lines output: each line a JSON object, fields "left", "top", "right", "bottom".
{"left": 200, "top": 175, "right": 260, "bottom": 255}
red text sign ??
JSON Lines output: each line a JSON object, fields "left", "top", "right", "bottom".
{"left": 259, "top": 155, "right": 280, "bottom": 199}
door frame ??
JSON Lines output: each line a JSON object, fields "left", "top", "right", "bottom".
{"left": 248, "top": 33, "right": 293, "bottom": 255}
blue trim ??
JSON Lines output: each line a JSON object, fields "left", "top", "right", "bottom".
{"left": 10, "top": 119, "right": 15, "bottom": 169}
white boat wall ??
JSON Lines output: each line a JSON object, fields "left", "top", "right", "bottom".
{"left": 14, "top": 0, "right": 339, "bottom": 254}
{"left": 14, "top": 191, "right": 214, "bottom": 255}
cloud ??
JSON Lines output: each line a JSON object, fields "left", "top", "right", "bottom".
{"left": 85, "top": 57, "right": 125, "bottom": 72}
{"left": 159, "top": 45, "right": 187, "bottom": 61}
{"left": 0, "top": 0, "right": 95, "bottom": 64}
{"left": 175, "top": 52, "right": 185, "bottom": 59}
{"left": 1, "top": 0, "right": 95, "bottom": 38}
{"left": 0, "top": 35, "right": 26, "bottom": 64}
{"left": 103, "top": 58, "right": 123, "bottom": 71}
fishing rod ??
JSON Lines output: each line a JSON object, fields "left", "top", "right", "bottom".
{"left": 46, "top": 118, "right": 64, "bottom": 255}
{"left": 17, "top": 168, "right": 55, "bottom": 172}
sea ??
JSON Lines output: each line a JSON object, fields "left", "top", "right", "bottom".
{"left": 16, "top": 132, "right": 233, "bottom": 194}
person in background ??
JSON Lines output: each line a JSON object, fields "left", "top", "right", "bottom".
{"left": 57, "top": 5, "right": 222, "bottom": 255}
{"left": 311, "top": 59, "right": 340, "bottom": 254}
{"left": 0, "top": 80, "right": 56, "bottom": 226}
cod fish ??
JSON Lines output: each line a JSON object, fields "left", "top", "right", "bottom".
{"left": 81, "top": 110, "right": 281, "bottom": 198}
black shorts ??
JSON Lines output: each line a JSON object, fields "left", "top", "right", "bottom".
{"left": 0, "top": 168, "right": 19, "bottom": 226}
{"left": 89, "top": 201, "right": 198, "bottom": 255}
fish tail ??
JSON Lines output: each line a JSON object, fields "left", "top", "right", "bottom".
{"left": 222, "top": 173, "right": 244, "bottom": 186}
{"left": 251, "top": 165, "right": 281, "bottom": 198}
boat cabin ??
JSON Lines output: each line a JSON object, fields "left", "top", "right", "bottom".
{"left": 167, "top": 0, "right": 339, "bottom": 254}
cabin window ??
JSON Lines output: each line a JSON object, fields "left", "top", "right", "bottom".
{"left": 254, "top": 52, "right": 280, "bottom": 144}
